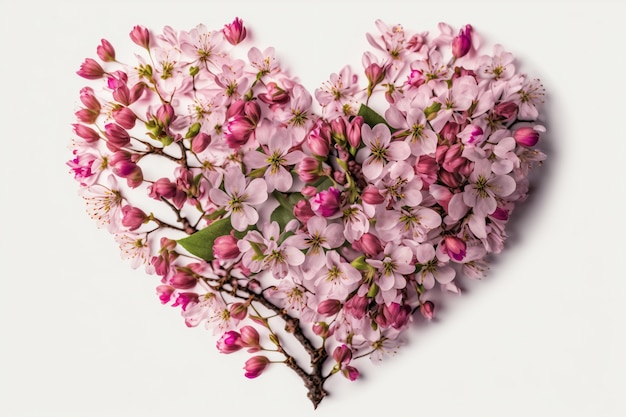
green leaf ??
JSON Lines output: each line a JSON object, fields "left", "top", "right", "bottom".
{"left": 270, "top": 204, "right": 295, "bottom": 232}
{"left": 358, "top": 104, "right": 392, "bottom": 130}
{"left": 177, "top": 217, "right": 233, "bottom": 261}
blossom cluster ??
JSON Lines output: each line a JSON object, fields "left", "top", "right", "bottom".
{"left": 69, "top": 19, "right": 546, "bottom": 407}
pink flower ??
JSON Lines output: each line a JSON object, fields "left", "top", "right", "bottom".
{"left": 356, "top": 124, "right": 410, "bottom": 180}
{"left": 310, "top": 187, "right": 341, "bottom": 218}
{"left": 209, "top": 166, "right": 268, "bottom": 231}
{"left": 223, "top": 17, "right": 247, "bottom": 45}
{"left": 462, "top": 159, "right": 516, "bottom": 217}
{"left": 217, "top": 331, "right": 243, "bottom": 353}
{"left": 244, "top": 356, "right": 270, "bottom": 379}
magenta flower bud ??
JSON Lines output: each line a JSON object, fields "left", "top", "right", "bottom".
{"left": 79, "top": 87, "right": 101, "bottom": 112}
{"left": 301, "top": 186, "right": 317, "bottom": 197}
{"left": 441, "top": 143, "right": 466, "bottom": 173}
{"left": 312, "top": 322, "right": 330, "bottom": 338}
{"left": 415, "top": 155, "right": 438, "bottom": 187}
{"left": 169, "top": 268, "right": 197, "bottom": 290}
{"left": 156, "top": 285, "right": 174, "bottom": 304}
{"left": 130, "top": 25, "right": 150, "bottom": 49}
{"left": 310, "top": 187, "right": 341, "bottom": 217}
{"left": 443, "top": 235, "right": 467, "bottom": 261}
{"left": 72, "top": 124, "right": 100, "bottom": 142}
{"left": 347, "top": 116, "right": 364, "bottom": 148}
{"left": 293, "top": 200, "right": 315, "bottom": 224}
{"left": 317, "top": 299, "right": 342, "bottom": 316}
{"left": 343, "top": 366, "right": 360, "bottom": 381}
{"left": 258, "top": 82, "right": 289, "bottom": 106}
{"left": 494, "top": 101, "right": 518, "bottom": 121}
{"left": 297, "top": 157, "right": 321, "bottom": 183}
{"left": 75, "top": 108, "right": 99, "bottom": 124}
{"left": 77, "top": 58, "right": 105, "bottom": 80}
{"left": 420, "top": 301, "right": 435, "bottom": 320}
{"left": 377, "top": 303, "right": 411, "bottom": 329}
{"left": 439, "top": 170, "right": 462, "bottom": 188}
{"left": 223, "top": 17, "right": 247, "bottom": 45}
{"left": 224, "top": 115, "right": 255, "bottom": 149}
{"left": 104, "top": 123, "right": 130, "bottom": 151}
{"left": 243, "top": 356, "right": 270, "bottom": 379}
{"left": 344, "top": 295, "right": 369, "bottom": 320}
{"left": 458, "top": 124, "right": 484, "bottom": 146}
{"left": 239, "top": 325, "right": 261, "bottom": 351}
{"left": 229, "top": 303, "right": 248, "bottom": 321}
{"left": 191, "top": 132, "right": 211, "bottom": 153}
{"left": 112, "top": 84, "right": 131, "bottom": 106}
{"left": 514, "top": 127, "right": 540, "bottom": 147}
{"left": 352, "top": 233, "right": 383, "bottom": 257}
{"left": 365, "top": 63, "right": 386, "bottom": 87}
{"left": 217, "top": 331, "right": 243, "bottom": 354}
{"left": 491, "top": 206, "right": 509, "bottom": 221}
{"left": 451, "top": 24, "right": 472, "bottom": 58}
{"left": 156, "top": 103, "right": 176, "bottom": 126}
{"left": 149, "top": 178, "right": 178, "bottom": 200}
{"left": 361, "top": 185, "right": 385, "bottom": 205}
{"left": 406, "top": 69, "right": 425, "bottom": 88}
{"left": 96, "top": 38, "right": 116, "bottom": 62}
{"left": 331, "top": 117, "right": 347, "bottom": 139}
{"left": 243, "top": 101, "right": 261, "bottom": 124}
{"left": 172, "top": 292, "right": 198, "bottom": 311}
{"left": 213, "top": 234, "right": 240, "bottom": 260}
{"left": 112, "top": 107, "right": 137, "bottom": 129}
{"left": 307, "top": 129, "right": 331, "bottom": 157}
{"left": 440, "top": 121, "right": 461, "bottom": 142}
{"left": 121, "top": 205, "right": 148, "bottom": 231}
{"left": 129, "top": 82, "right": 146, "bottom": 104}
{"left": 332, "top": 344, "right": 353, "bottom": 365}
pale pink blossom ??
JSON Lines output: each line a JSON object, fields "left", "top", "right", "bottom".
{"left": 356, "top": 124, "right": 411, "bottom": 180}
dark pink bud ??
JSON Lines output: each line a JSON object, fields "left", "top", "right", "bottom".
{"left": 440, "top": 121, "right": 461, "bottom": 142}
{"left": 149, "top": 178, "right": 178, "bottom": 200}
{"left": 330, "top": 117, "right": 347, "bottom": 141}
{"left": 223, "top": 17, "right": 247, "bottom": 45}
{"left": 344, "top": 295, "right": 368, "bottom": 320}
{"left": 112, "top": 107, "right": 137, "bottom": 129}
{"left": 310, "top": 187, "right": 341, "bottom": 218}
{"left": 352, "top": 233, "right": 383, "bottom": 257}
{"left": 443, "top": 235, "right": 467, "bottom": 261}
{"left": 347, "top": 116, "right": 364, "bottom": 148}
{"left": 439, "top": 170, "right": 462, "bottom": 189}
{"left": 191, "top": 132, "right": 212, "bottom": 153}
{"left": 121, "top": 205, "right": 148, "bottom": 231}
{"left": 77, "top": 58, "right": 105, "bottom": 79}
{"left": 113, "top": 85, "right": 131, "bottom": 106}
{"left": 365, "top": 63, "right": 385, "bottom": 86}
{"left": 243, "top": 356, "right": 270, "bottom": 379}
{"left": 293, "top": 200, "right": 315, "bottom": 224}
{"left": 224, "top": 115, "right": 255, "bottom": 149}
{"left": 451, "top": 25, "right": 472, "bottom": 58}
{"left": 297, "top": 157, "right": 321, "bottom": 183}
{"left": 156, "top": 285, "right": 174, "bottom": 304}
{"left": 110, "top": 151, "right": 143, "bottom": 188}
{"left": 243, "top": 101, "right": 261, "bottom": 124}
{"left": 130, "top": 25, "right": 150, "bottom": 49}
{"left": 72, "top": 124, "right": 100, "bottom": 142}
{"left": 104, "top": 123, "right": 130, "bottom": 151}
{"left": 169, "top": 269, "right": 197, "bottom": 290}
{"left": 217, "top": 331, "right": 243, "bottom": 354}
{"left": 213, "top": 234, "right": 240, "bottom": 260}
{"left": 343, "top": 366, "right": 360, "bottom": 381}
{"left": 415, "top": 155, "right": 438, "bottom": 187}
{"left": 229, "top": 303, "right": 248, "bottom": 321}
{"left": 317, "top": 299, "right": 342, "bottom": 316}
{"left": 258, "top": 82, "right": 289, "bottom": 106}
{"left": 79, "top": 87, "right": 101, "bottom": 112}
{"left": 96, "top": 38, "right": 116, "bottom": 62}
{"left": 514, "top": 127, "right": 540, "bottom": 147}
{"left": 407, "top": 33, "right": 426, "bottom": 52}
{"left": 129, "top": 83, "right": 146, "bottom": 104}
{"left": 307, "top": 128, "right": 331, "bottom": 157}
{"left": 420, "top": 301, "right": 435, "bottom": 320}
{"left": 442, "top": 143, "right": 466, "bottom": 173}
{"left": 156, "top": 104, "right": 176, "bottom": 126}
{"left": 75, "top": 109, "right": 99, "bottom": 124}
{"left": 406, "top": 69, "right": 425, "bottom": 88}
{"left": 239, "top": 325, "right": 261, "bottom": 351}
{"left": 361, "top": 185, "right": 385, "bottom": 205}
{"left": 332, "top": 344, "right": 353, "bottom": 365}
{"left": 494, "top": 101, "right": 518, "bottom": 121}
{"left": 312, "top": 322, "right": 330, "bottom": 338}
{"left": 172, "top": 292, "right": 198, "bottom": 311}
{"left": 301, "top": 186, "right": 317, "bottom": 197}
{"left": 491, "top": 206, "right": 509, "bottom": 221}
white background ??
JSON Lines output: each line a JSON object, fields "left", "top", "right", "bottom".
{"left": 1, "top": 0, "right": 625, "bottom": 416}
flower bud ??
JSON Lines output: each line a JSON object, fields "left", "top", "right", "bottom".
{"left": 415, "top": 155, "right": 438, "bottom": 187}
{"left": 239, "top": 325, "right": 261, "bottom": 351}
{"left": 258, "top": 82, "right": 289, "bottom": 106}
{"left": 317, "top": 299, "right": 342, "bottom": 316}
{"left": 361, "top": 185, "right": 385, "bottom": 205}
{"left": 112, "top": 107, "right": 137, "bottom": 129}
{"left": 130, "top": 25, "right": 150, "bottom": 49}
{"left": 169, "top": 269, "right": 197, "bottom": 290}
{"left": 420, "top": 301, "right": 435, "bottom": 320}
{"left": 156, "top": 104, "right": 176, "bottom": 126}
{"left": 243, "top": 356, "right": 270, "bottom": 379}
{"left": 343, "top": 366, "right": 360, "bottom": 381}
{"left": 77, "top": 58, "right": 105, "bottom": 80}
{"left": 310, "top": 187, "right": 341, "bottom": 218}
{"left": 103, "top": 123, "right": 130, "bottom": 151}
{"left": 457, "top": 124, "right": 484, "bottom": 146}
{"left": 79, "top": 87, "right": 101, "bottom": 113}
{"left": 121, "top": 205, "right": 148, "bottom": 231}
{"left": 451, "top": 24, "right": 472, "bottom": 58}
{"left": 347, "top": 116, "right": 364, "bottom": 148}
{"left": 312, "top": 322, "right": 330, "bottom": 338}
{"left": 406, "top": 69, "right": 425, "bottom": 88}
{"left": 332, "top": 344, "right": 353, "bottom": 365}
{"left": 352, "top": 233, "right": 383, "bottom": 257}
{"left": 494, "top": 101, "right": 518, "bottom": 121}
{"left": 213, "top": 234, "right": 240, "bottom": 260}
{"left": 191, "top": 132, "right": 212, "bottom": 153}
{"left": 307, "top": 128, "right": 331, "bottom": 157}
{"left": 344, "top": 295, "right": 368, "bottom": 320}
{"left": 442, "top": 235, "right": 467, "bottom": 261}
{"left": 216, "top": 331, "right": 243, "bottom": 354}
{"left": 514, "top": 127, "right": 540, "bottom": 147}
{"left": 297, "top": 157, "right": 321, "bottom": 183}
{"left": 440, "top": 121, "right": 460, "bottom": 142}
{"left": 365, "top": 63, "right": 386, "bottom": 87}
{"left": 96, "top": 38, "right": 116, "bottom": 62}
{"left": 72, "top": 124, "right": 100, "bottom": 143}
{"left": 223, "top": 17, "right": 247, "bottom": 45}
{"left": 293, "top": 200, "right": 315, "bottom": 224}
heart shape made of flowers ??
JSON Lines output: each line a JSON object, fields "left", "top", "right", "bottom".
{"left": 69, "top": 18, "right": 546, "bottom": 408}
